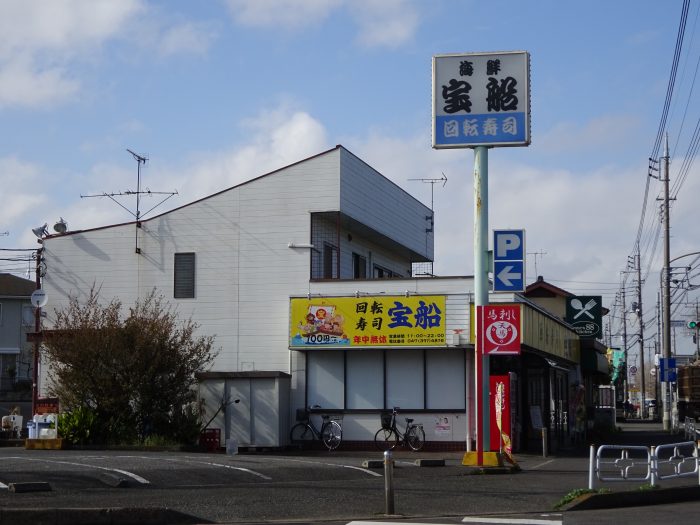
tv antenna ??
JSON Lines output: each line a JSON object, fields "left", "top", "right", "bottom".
{"left": 81, "top": 149, "right": 178, "bottom": 254}
{"left": 408, "top": 173, "right": 447, "bottom": 276}
{"left": 527, "top": 249, "right": 547, "bottom": 278}
{"left": 408, "top": 172, "right": 447, "bottom": 233}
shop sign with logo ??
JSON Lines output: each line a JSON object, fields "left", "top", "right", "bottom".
{"left": 482, "top": 304, "right": 521, "bottom": 355}
{"left": 289, "top": 295, "right": 446, "bottom": 348}
{"left": 565, "top": 296, "right": 602, "bottom": 339}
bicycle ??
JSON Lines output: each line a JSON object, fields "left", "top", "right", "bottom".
{"left": 374, "top": 407, "right": 425, "bottom": 451}
{"left": 289, "top": 405, "right": 343, "bottom": 451}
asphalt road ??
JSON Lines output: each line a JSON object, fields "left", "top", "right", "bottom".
{"left": 0, "top": 436, "right": 697, "bottom": 524}
{"left": 0, "top": 447, "right": 585, "bottom": 523}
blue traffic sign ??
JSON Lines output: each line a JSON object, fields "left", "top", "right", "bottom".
{"left": 493, "top": 229, "right": 526, "bottom": 292}
{"left": 659, "top": 357, "right": 677, "bottom": 382}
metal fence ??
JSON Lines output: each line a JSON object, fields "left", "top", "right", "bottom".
{"left": 588, "top": 441, "right": 700, "bottom": 489}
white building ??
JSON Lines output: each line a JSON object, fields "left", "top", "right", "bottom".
{"left": 40, "top": 145, "right": 581, "bottom": 451}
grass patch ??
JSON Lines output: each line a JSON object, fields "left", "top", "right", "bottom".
{"left": 554, "top": 487, "right": 611, "bottom": 509}
{"left": 637, "top": 483, "right": 660, "bottom": 491}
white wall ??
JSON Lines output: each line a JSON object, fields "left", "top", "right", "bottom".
{"left": 339, "top": 148, "right": 433, "bottom": 261}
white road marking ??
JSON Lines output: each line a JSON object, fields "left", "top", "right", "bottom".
{"left": 462, "top": 517, "right": 563, "bottom": 524}
{"left": 116, "top": 455, "right": 273, "bottom": 480}
{"left": 262, "top": 456, "right": 382, "bottom": 477}
{"left": 0, "top": 482, "right": 8, "bottom": 490}
{"left": 18, "top": 457, "right": 150, "bottom": 484}
{"left": 528, "top": 459, "right": 555, "bottom": 469}
{"left": 349, "top": 522, "right": 445, "bottom": 525}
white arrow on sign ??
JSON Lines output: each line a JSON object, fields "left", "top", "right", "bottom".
{"left": 496, "top": 265, "right": 521, "bottom": 287}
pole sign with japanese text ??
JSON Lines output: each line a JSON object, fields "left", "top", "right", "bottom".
{"left": 482, "top": 304, "right": 521, "bottom": 355}
{"left": 289, "top": 295, "right": 446, "bottom": 348}
{"left": 432, "top": 51, "right": 531, "bottom": 148}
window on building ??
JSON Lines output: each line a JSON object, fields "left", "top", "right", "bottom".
{"left": 373, "top": 264, "right": 395, "bottom": 279}
{"left": 305, "top": 349, "right": 467, "bottom": 412}
{"left": 346, "top": 351, "right": 383, "bottom": 408}
{"left": 307, "top": 351, "right": 344, "bottom": 409}
{"left": 174, "top": 252, "right": 195, "bottom": 298}
{"left": 352, "top": 253, "right": 367, "bottom": 279}
{"left": 323, "top": 243, "right": 338, "bottom": 279}
{"left": 426, "top": 350, "right": 465, "bottom": 409}
{"left": 386, "top": 350, "right": 424, "bottom": 409}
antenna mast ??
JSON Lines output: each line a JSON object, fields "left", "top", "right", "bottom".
{"left": 81, "top": 149, "right": 178, "bottom": 254}
{"left": 408, "top": 173, "right": 447, "bottom": 276}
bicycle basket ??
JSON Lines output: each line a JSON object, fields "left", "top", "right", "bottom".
{"left": 380, "top": 411, "right": 393, "bottom": 429}
{"left": 296, "top": 408, "right": 309, "bottom": 422}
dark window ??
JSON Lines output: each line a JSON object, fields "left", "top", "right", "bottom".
{"left": 352, "top": 253, "right": 367, "bottom": 279}
{"left": 323, "top": 243, "right": 338, "bottom": 279}
{"left": 174, "top": 253, "right": 195, "bottom": 298}
{"left": 373, "top": 264, "right": 394, "bottom": 279}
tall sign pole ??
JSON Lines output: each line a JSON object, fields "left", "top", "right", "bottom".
{"left": 433, "top": 51, "right": 530, "bottom": 465}
{"left": 474, "top": 145, "right": 489, "bottom": 461}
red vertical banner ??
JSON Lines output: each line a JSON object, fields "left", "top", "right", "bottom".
{"left": 489, "top": 375, "right": 512, "bottom": 458}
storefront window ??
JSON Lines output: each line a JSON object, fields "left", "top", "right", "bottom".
{"left": 426, "top": 350, "right": 465, "bottom": 409}
{"left": 307, "top": 352, "right": 344, "bottom": 409}
{"left": 386, "top": 350, "right": 424, "bottom": 409}
{"left": 346, "top": 351, "right": 383, "bottom": 408}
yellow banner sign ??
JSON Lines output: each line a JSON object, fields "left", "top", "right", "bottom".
{"left": 290, "top": 295, "right": 446, "bottom": 348}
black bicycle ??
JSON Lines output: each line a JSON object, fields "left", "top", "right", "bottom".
{"left": 289, "top": 405, "right": 343, "bottom": 451}
{"left": 374, "top": 407, "right": 425, "bottom": 451}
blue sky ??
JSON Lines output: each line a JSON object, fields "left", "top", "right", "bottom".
{"left": 1, "top": 0, "right": 699, "bottom": 357}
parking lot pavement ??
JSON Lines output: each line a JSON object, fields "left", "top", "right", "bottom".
{"left": 0, "top": 421, "right": 696, "bottom": 524}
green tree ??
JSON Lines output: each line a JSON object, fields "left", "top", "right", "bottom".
{"left": 44, "top": 288, "right": 217, "bottom": 445}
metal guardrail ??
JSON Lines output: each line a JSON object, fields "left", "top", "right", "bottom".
{"left": 684, "top": 417, "right": 698, "bottom": 441}
{"left": 589, "top": 442, "right": 700, "bottom": 489}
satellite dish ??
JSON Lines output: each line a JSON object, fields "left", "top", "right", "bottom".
{"left": 32, "top": 223, "right": 48, "bottom": 238}
{"left": 53, "top": 218, "right": 67, "bottom": 234}
{"left": 30, "top": 289, "right": 48, "bottom": 308}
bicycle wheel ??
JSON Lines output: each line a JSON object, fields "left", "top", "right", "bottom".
{"left": 321, "top": 420, "right": 342, "bottom": 450}
{"left": 290, "top": 423, "right": 314, "bottom": 446}
{"left": 374, "top": 427, "right": 398, "bottom": 451}
{"left": 406, "top": 425, "right": 425, "bottom": 451}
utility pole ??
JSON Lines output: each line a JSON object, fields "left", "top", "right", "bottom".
{"left": 621, "top": 280, "right": 629, "bottom": 406}
{"left": 661, "top": 134, "right": 672, "bottom": 431}
{"left": 31, "top": 248, "right": 43, "bottom": 416}
{"left": 635, "top": 251, "right": 647, "bottom": 419}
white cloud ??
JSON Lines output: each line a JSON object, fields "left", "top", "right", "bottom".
{"left": 0, "top": 55, "right": 79, "bottom": 109}
{"left": 0, "top": 0, "right": 216, "bottom": 109}
{"left": 0, "top": 0, "right": 143, "bottom": 57}
{"left": 224, "top": 0, "right": 419, "bottom": 47}
{"left": 224, "top": 0, "right": 342, "bottom": 29}
{"left": 0, "top": 0, "right": 143, "bottom": 109}
{"left": 537, "top": 114, "right": 641, "bottom": 153}
{"left": 0, "top": 157, "right": 47, "bottom": 225}
{"left": 156, "top": 21, "right": 217, "bottom": 57}
{"left": 347, "top": 0, "right": 419, "bottom": 49}
{"left": 170, "top": 106, "right": 330, "bottom": 200}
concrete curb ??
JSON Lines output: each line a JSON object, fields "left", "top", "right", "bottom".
{"left": 7, "top": 482, "right": 51, "bottom": 493}
{"left": 0, "top": 507, "right": 207, "bottom": 525}
{"left": 562, "top": 485, "right": 700, "bottom": 511}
